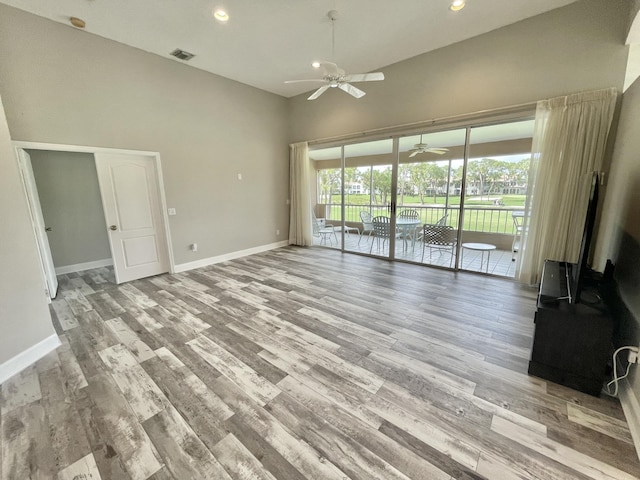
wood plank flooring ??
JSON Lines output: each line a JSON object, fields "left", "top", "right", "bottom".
{"left": 1, "top": 246, "right": 639, "bottom": 479}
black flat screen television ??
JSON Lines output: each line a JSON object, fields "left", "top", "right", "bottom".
{"left": 570, "top": 172, "right": 599, "bottom": 304}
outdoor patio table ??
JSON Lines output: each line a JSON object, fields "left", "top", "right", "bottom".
{"left": 396, "top": 217, "right": 422, "bottom": 252}
{"left": 461, "top": 242, "right": 496, "bottom": 273}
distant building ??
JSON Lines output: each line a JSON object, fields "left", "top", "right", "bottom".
{"left": 345, "top": 182, "right": 364, "bottom": 194}
{"left": 500, "top": 184, "right": 527, "bottom": 194}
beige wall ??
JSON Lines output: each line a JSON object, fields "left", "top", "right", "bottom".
{"left": 289, "top": 0, "right": 628, "bottom": 143}
{"left": 595, "top": 74, "right": 640, "bottom": 399}
{"left": 596, "top": 79, "right": 640, "bottom": 272}
{"left": 0, "top": 4, "right": 290, "bottom": 267}
{"left": 0, "top": 93, "right": 56, "bottom": 365}
{"left": 29, "top": 150, "right": 111, "bottom": 268}
{"left": 631, "top": 0, "right": 640, "bottom": 36}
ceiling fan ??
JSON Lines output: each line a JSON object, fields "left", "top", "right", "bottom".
{"left": 284, "top": 10, "right": 384, "bottom": 100}
{"left": 409, "top": 135, "right": 450, "bottom": 157}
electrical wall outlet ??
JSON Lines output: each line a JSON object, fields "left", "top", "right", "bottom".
{"left": 190, "top": 243, "right": 198, "bottom": 252}
{"left": 276, "top": 229, "right": 280, "bottom": 236}
{"left": 629, "top": 346, "right": 640, "bottom": 364}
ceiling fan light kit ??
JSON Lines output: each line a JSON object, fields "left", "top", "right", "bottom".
{"left": 408, "top": 134, "right": 450, "bottom": 157}
{"left": 285, "top": 10, "right": 385, "bottom": 100}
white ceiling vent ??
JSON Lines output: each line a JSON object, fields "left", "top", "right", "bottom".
{"left": 170, "top": 49, "right": 195, "bottom": 61}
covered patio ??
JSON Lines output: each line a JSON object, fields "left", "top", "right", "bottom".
{"left": 312, "top": 217, "right": 519, "bottom": 278}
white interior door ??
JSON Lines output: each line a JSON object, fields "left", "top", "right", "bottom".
{"left": 95, "top": 153, "right": 169, "bottom": 284}
{"left": 17, "top": 149, "right": 59, "bottom": 299}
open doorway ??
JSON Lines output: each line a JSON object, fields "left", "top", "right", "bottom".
{"left": 15, "top": 143, "right": 174, "bottom": 296}
{"left": 28, "top": 150, "right": 113, "bottom": 277}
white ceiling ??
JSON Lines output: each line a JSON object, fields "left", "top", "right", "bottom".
{"left": 0, "top": 0, "right": 576, "bottom": 98}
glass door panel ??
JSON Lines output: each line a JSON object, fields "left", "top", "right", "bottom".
{"left": 398, "top": 129, "right": 467, "bottom": 267}
{"left": 462, "top": 119, "right": 534, "bottom": 276}
{"left": 344, "top": 139, "right": 394, "bottom": 258}
{"left": 309, "top": 146, "right": 344, "bottom": 249}
{"left": 309, "top": 116, "right": 534, "bottom": 274}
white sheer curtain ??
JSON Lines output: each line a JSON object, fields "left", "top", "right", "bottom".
{"left": 289, "top": 141, "right": 313, "bottom": 246}
{"left": 517, "top": 88, "right": 617, "bottom": 285}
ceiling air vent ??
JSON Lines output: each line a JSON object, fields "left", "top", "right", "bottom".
{"left": 170, "top": 49, "right": 195, "bottom": 61}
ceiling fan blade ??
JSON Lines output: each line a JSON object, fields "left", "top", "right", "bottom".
{"left": 428, "top": 148, "right": 450, "bottom": 153}
{"left": 284, "top": 79, "right": 327, "bottom": 84}
{"left": 429, "top": 150, "right": 447, "bottom": 155}
{"left": 344, "top": 72, "right": 385, "bottom": 83}
{"left": 409, "top": 151, "right": 419, "bottom": 158}
{"left": 339, "top": 83, "right": 366, "bottom": 98}
{"left": 308, "top": 85, "right": 330, "bottom": 100}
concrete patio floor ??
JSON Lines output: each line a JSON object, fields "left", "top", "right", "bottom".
{"left": 313, "top": 229, "right": 518, "bottom": 278}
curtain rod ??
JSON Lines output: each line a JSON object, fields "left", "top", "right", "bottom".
{"left": 306, "top": 101, "right": 537, "bottom": 147}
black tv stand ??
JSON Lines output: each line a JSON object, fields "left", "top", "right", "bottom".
{"left": 528, "top": 260, "right": 612, "bottom": 396}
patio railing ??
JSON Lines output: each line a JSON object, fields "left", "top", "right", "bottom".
{"left": 321, "top": 204, "right": 522, "bottom": 235}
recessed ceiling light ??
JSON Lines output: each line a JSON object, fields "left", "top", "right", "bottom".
{"left": 311, "top": 61, "right": 321, "bottom": 69}
{"left": 450, "top": 0, "right": 466, "bottom": 12}
{"left": 213, "top": 9, "right": 229, "bottom": 22}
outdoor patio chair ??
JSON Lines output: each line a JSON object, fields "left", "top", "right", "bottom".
{"left": 421, "top": 224, "right": 457, "bottom": 267}
{"left": 415, "top": 212, "right": 448, "bottom": 242}
{"left": 370, "top": 216, "right": 392, "bottom": 254}
{"left": 311, "top": 210, "right": 338, "bottom": 245}
{"left": 397, "top": 209, "right": 421, "bottom": 245}
{"left": 358, "top": 211, "right": 374, "bottom": 245}
{"left": 435, "top": 213, "right": 448, "bottom": 226}
{"left": 398, "top": 209, "right": 420, "bottom": 219}
{"left": 511, "top": 211, "right": 524, "bottom": 261}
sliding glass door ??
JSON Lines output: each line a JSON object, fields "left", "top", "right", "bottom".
{"left": 461, "top": 120, "right": 534, "bottom": 275}
{"left": 309, "top": 146, "right": 345, "bottom": 249}
{"left": 308, "top": 116, "right": 534, "bottom": 277}
{"left": 343, "top": 139, "right": 395, "bottom": 258}
{"left": 397, "top": 129, "right": 466, "bottom": 267}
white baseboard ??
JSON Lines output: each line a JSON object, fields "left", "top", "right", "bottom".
{"left": 174, "top": 241, "right": 289, "bottom": 273}
{"left": 55, "top": 258, "right": 113, "bottom": 275}
{"left": 620, "top": 376, "right": 640, "bottom": 462}
{"left": 0, "top": 334, "right": 61, "bottom": 384}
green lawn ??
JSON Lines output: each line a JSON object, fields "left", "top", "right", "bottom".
{"left": 335, "top": 194, "right": 526, "bottom": 207}
{"left": 323, "top": 194, "right": 525, "bottom": 234}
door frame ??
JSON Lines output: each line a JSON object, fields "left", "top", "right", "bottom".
{"left": 12, "top": 141, "right": 176, "bottom": 281}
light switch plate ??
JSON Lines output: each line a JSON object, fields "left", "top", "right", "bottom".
{"left": 168, "top": 208, "right": 176, "bottom": 215}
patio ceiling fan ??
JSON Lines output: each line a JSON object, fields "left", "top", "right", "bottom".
{"left": 409, "top": 135, "right": 450, "bottom": 157}
{"left": 284, "top": 10, "right": 384, "bottom": 100}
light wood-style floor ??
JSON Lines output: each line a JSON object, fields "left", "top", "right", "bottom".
{"left": 1, "top": 246, "right": 638, "bottom": 479}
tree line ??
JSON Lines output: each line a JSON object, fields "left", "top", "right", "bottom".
{"left": 317, "top": 157, "right": 530, "bottom": 205}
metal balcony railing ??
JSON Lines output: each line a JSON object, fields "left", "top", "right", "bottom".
{"left": 321, "top": 204, "right": 522, "bottom": 234}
